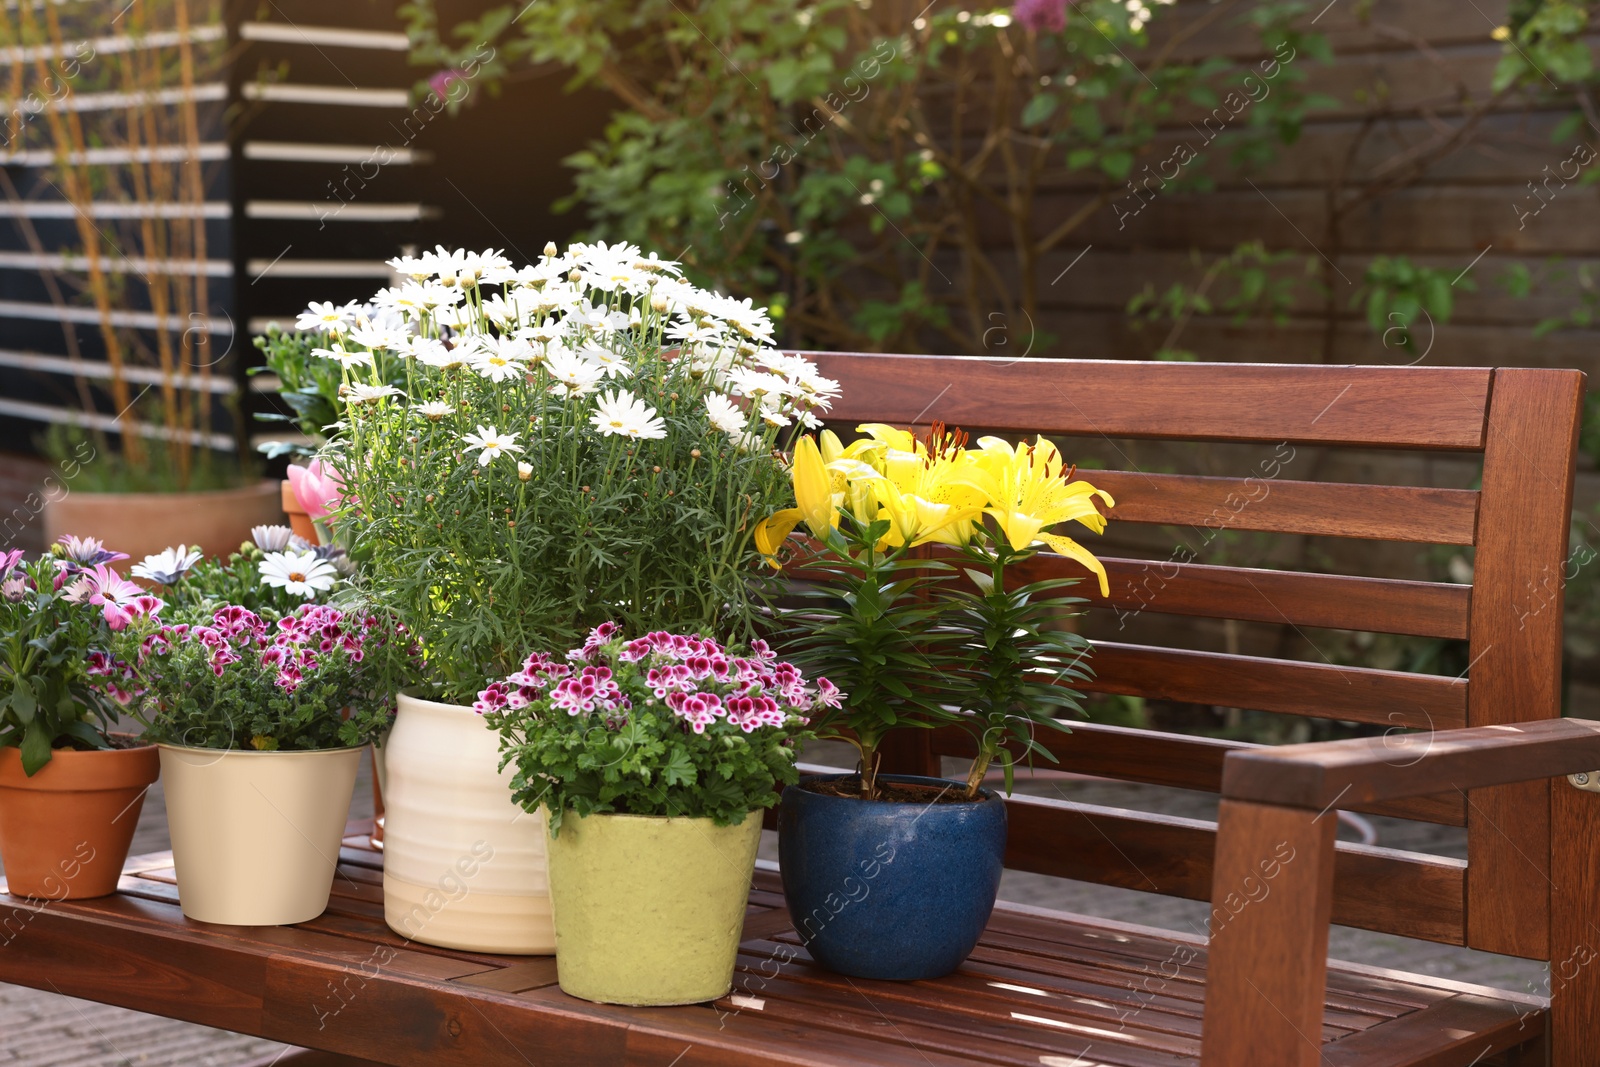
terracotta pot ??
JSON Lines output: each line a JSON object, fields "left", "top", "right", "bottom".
{"left": 381, "top": 692, "right": 554, "bottom": 953}
{"left": 159, "top": 743, "right": 362, "bottom": 925}
{"left": 43, "top": 481, "right": 284, "bottom": 562}
{"left": 281, "top": 480, "right": 319, "bottom": 544}
{"left": 0, "top": 742, "right": 160, "bottom": 900}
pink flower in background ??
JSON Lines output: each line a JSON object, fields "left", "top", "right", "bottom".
{"left": 1014, "top": 0, "right": 1072, "bottom": 32}
{"left": 428, "top": 68, "right": 468, "bottom": 101}
{"left": 287, "top": 459, "right": 344, "bottom": 521}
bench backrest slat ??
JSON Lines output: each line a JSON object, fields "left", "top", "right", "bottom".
{"left": 808, "top": 353, "right": 1586, "bottom": 962}
{"left": 803, "top": 354, "right": 1494, "bottom": 449}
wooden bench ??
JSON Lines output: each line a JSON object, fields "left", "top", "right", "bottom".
{"left": 2, "top": 354, "right": 1596, "bottom": 1067}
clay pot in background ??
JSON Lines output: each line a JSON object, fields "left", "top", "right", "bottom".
{"left": 43, "top": 482, "right": 284, "bottom": 562}
{"left": 0, "top": 741, "right": 161, "bottom": 900}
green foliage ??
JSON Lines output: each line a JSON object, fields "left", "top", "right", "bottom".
{"left": 118, "top": 604, "right": 398, "bottom": 752}
{"left": 0, "top": 556, "right": 126, "bottom": 774}
{"left": 944, "top": 542, "right": 1091, "bottom": 795}
{"left": 1127, "top": 242, "right": 1316, "bottom": 359}
{"left": 401, "top": 0, "right": 1325, "bottom": 353}
{"left": 484, "top": 629, "right": 816, "bottom": 833}
{"left": 775, "top": 517, "right": 969, "bottom": 789}
{"left": 252, "top": 327, "right": 413, "bottom": 459}
{"left": 1495, "top": 0, "right": 1594, "bottom": 91}
{"left": 1355, "top": 255, "right": 1471, "bottom": 356}
{"left": 38, "top": 424, "right": 253, "bottom": 494}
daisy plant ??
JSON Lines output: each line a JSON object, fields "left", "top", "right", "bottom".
{"left": 0, "top": 540, "right": 162, "bottom": 774}
{"left": 284, "top": 241, "right": 836, "bottom": 701}
{"left": 756, "top": 425, "right": 1114, "bottom": 800}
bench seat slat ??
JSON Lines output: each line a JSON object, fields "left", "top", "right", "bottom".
{"left": 1085, "top": 642, "right": 1467, "bottom": 730}
{"left": 805, "top": 354, "right": 1494, "bottom": 450}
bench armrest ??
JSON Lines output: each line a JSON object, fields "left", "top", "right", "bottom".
{"left": 1201, "top": 717, "right": 1600, "bottom": 1066}
{"left": 1220, "top": 717, "right": 1600, "bottom": 810}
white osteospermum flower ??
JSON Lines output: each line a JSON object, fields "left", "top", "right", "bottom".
{"left": 131, "top": 545, "right": 201, "bottom": 585}
{"left": 544, "top": 346, "right": 606, "bottom": 397}
{"left": 413, "top": 400, "right": 454, "bottom": 421}
{"left": 590, "top": 389, "right": 667, "bottom": 440}
{"left": 461, "top": 424, "right": 524, "bottom": 465}
{"left": 340, "top": 382, "right": 402, "bottom": 405}
{"left": 259, "top": 550, "right": 340, "bottom": 599}
{"left": 704, "top": 393, "right": 747, "bottom": 435}
{"left": 296, "top": 300, "right": 359, "bottom": 333}
{"left": 252, "top": 525, "right": 294, "bottom": 551}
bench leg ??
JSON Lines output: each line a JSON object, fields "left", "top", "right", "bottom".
{"left": 1200, "top": 799, "right": 1337, "bottom": 1067}
{"left": 1551, "top": 781, "right": 1600, "bottom": 1066}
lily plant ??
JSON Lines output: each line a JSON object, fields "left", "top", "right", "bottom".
{"left": 756, "top": 424, "right": 1114, "bottom": 800}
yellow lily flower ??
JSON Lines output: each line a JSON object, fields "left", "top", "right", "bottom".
{"left": 792, "top": 434, "right": 837, "bottom": 537}
{"left": 958, "top": 436, "right": 1115, "bottom": 595}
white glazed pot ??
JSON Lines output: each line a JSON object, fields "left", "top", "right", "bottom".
{"left": 159, "top": 743, "right": 363, "bottom": 925}
{"left": 381, "top": 692, "right": 554, "bottom": 953}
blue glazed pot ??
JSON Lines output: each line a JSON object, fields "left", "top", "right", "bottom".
{"left": 777, "top": 773, "right": 1007, "bottom": 980}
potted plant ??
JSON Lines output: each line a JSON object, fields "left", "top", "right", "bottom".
{"left": 116, "top": 602, "right": 399, "bottom": 925}
{"left": 481, "top": 624, "right": 822, "bottom": 1005}
{"left": 285, "top": 240, "right": 834, "bottom": 952}
{"left": 755, "top": 424, "right": 1114, "bottom": 980}
{"left": 15, "top": 3, "right": 281, "bottom": 562}
{"left": 0, "top": 539, "right": 163, "bottom": 900}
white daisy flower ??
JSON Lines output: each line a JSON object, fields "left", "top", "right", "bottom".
{"left": 726, "top": 428, "right": 764, "bottom": 453}
{"left": 704, "top": 393, "right": 747, "bottom": 435}
{"left": 413, "top": 400, "right": 454, "bottom": 421}
{"left": 311, "top": 342, "right": 375, "bottom": 369}
{"left": 131, "top": 545, "right": 201, "bottom": 586}
{"left": 295, "top": 300, "right": 359, "bottom": 333}
{"left": 347, "top": 321, "right": 408, "bottom": 352}
{"left": 517, "top": 462, "right": 534, "bottom": 482}
{"left": 340, "top": 382, "right": 402, "bottom": 405}
{"left": 468, "top": 337, "right": 531, "bottom": 383}
{"left": 578, "top": 342, "right": 634, "bottom": 379}
{"left": 259, "top": 550, "right": 340, "bottom": 599}
{"left": 590, "top": 389, "right": 667, "bottom": 440}
{"left": 544, "top": 346, "right": 606, "bottom": 397}
{"left": 415, "top": 341, "right": 467, "bottom": 371}
{"left": 461, "top": 424, "right": 525, "bottom": 465}
{"left": 387, "top": 253, "right": 434, "bottom": 281}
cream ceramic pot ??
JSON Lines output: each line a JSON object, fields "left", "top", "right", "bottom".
{"left": 159, "top": 743, "right": 362, "bottom": 926}
{"left": 380, "top": 692, "right": 554, "bottom": 953}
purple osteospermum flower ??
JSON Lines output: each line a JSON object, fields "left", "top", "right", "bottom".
{"left": 57, "top": 535, "right": 129, "bottom": 567}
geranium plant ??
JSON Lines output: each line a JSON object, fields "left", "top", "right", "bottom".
{"left": 117, "top": 604, "right": 401, "bottom": 751}
{"left": 756, "top": 424, "right": 1113, "bottom": 799}
{"left": 294, "top": 240, "right": 837, "bottom": 700}
{"left": 479, "top": 624, "right": 824, "bottom": 834}
{"left": 0, "top": 538, "right": 163, "bottom": 773}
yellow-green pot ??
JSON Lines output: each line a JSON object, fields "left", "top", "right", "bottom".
{"left": 547, "top": 809, "right": 762, "bottom": 1005}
